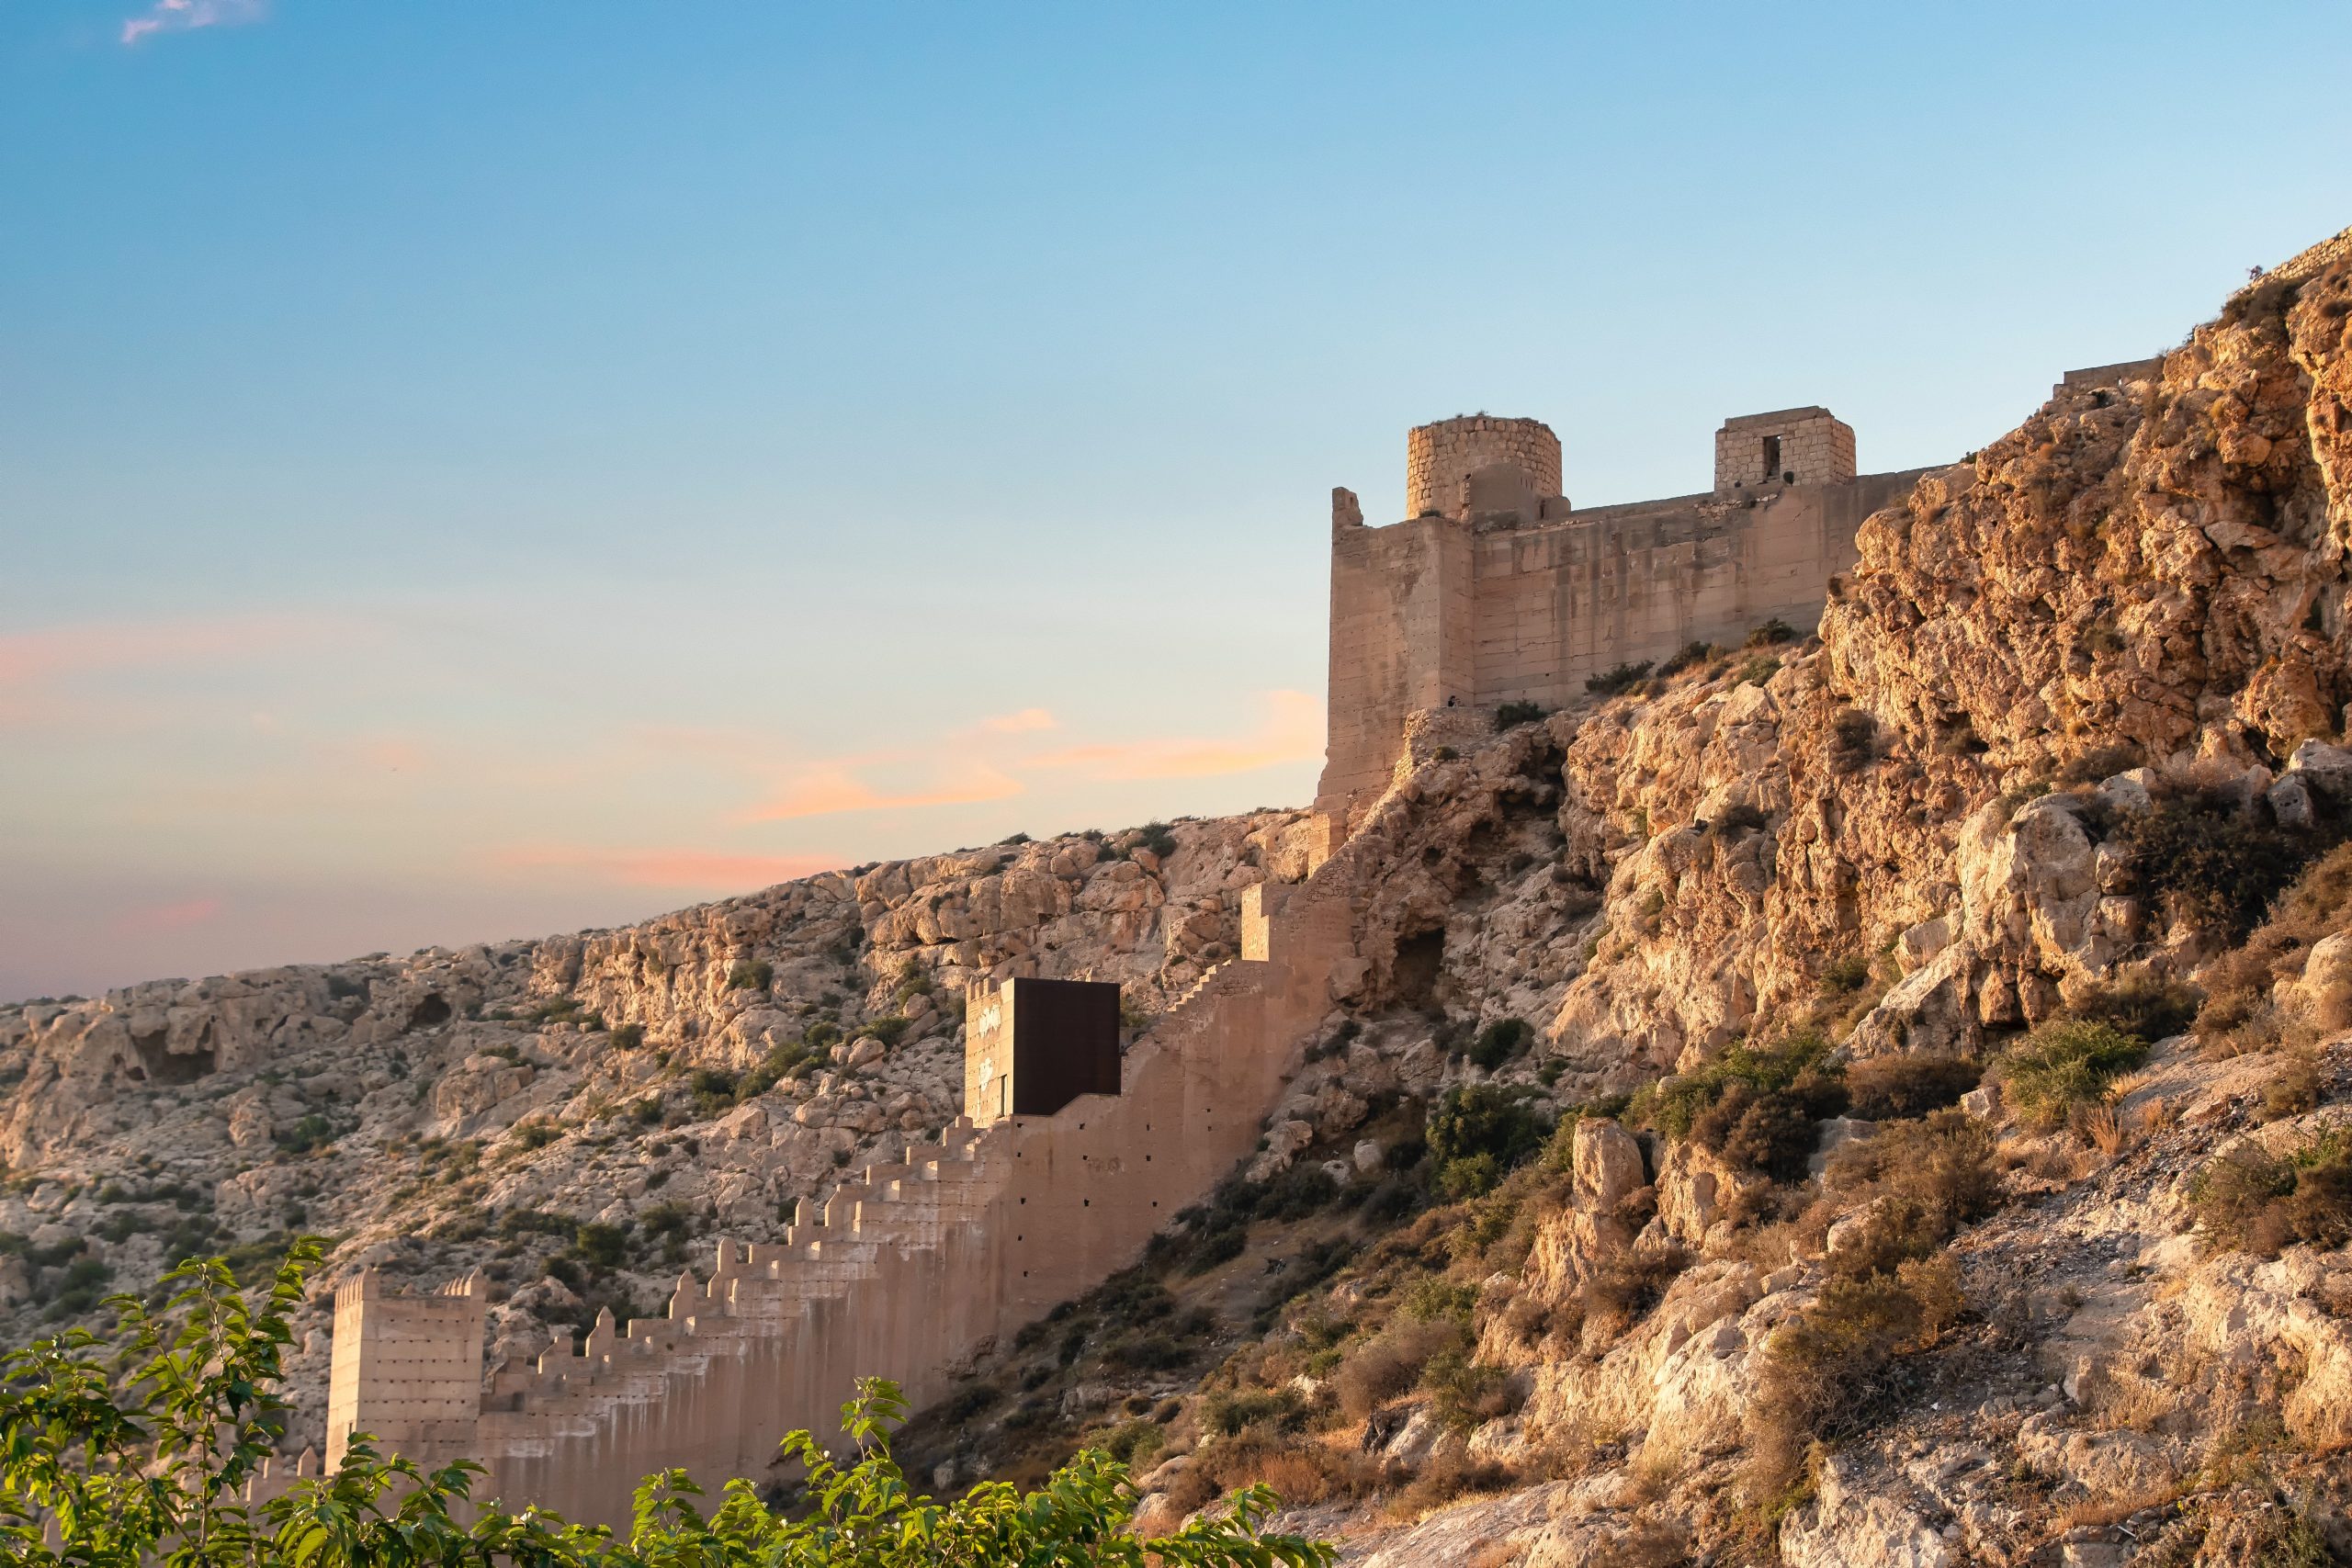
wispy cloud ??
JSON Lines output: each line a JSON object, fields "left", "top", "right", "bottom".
{"left": 493, "top": 845, "right": 843, "bottom": 890}
{"left": 112, "top": 897, "right": 223, "bottom": 935}
{"left": 1025, "top": 690, "right": 1322, "bottom": 780}
{"left": 743, "top": 762, "right": 1024, "bottom": 822}
{"left": 0, "top": 613, "right": 336, "bottom": 728}
{"left": 121, "top": 0, "right": 266, "bottom": 45}
{"left": 966, "top": 707, "right": 1057, "bottom": 737}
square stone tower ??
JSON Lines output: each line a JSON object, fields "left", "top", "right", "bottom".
{"left": 1713, "top": 407, "right": 1856, "bottom": 492}
{"left": 324, "top": 1269, "right": 487, "bottom": 1473}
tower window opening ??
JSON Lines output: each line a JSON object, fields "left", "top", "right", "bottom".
{"left": 1761, "top": 434, "right": 1782, "bottom": 479}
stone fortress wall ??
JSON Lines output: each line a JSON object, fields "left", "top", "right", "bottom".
{"left": 1315, "top": 402, "right": 1955, "bottom": 828}
{"left": 321, "top": 869, "right": 1364, "bottom": 1529}
{"left": 313, "top": 355, "right": 2161, "bottom": 1524}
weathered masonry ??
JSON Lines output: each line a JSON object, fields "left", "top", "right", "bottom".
{"left": 318, "top": 868, "right": 1365, "bottom": 1529}
{"left": 1314, "top": 408, "right": 1939, "bottom": 829}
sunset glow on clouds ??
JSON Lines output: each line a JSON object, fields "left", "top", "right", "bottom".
{"left": 110, "top": 897, "right": 224, "bottom": 935}
{"left": 1024, "top": 691, "right": 1321, "bottom": 781}
{"left": 736, "top": 693, "right": 1321, "bottom": 821}
{"left": 491, "top": 846, "right": 843, "bottom": 890}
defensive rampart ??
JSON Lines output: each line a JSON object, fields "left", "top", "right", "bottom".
{"left": 1317, "top": 403, "right": 1951, "bottom": 831}
{"left": 324, "top": 839, "right": 1369, "bottom": 1527}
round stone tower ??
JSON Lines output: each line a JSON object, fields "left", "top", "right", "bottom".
{"left": 1405, "top": 415, "right": 1562, "bottom": 518}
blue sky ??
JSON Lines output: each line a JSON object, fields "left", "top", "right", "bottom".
{"left": 3, "top": 1, "right": 2346, "bottom": 998}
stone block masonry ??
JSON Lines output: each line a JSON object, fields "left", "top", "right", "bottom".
{"left": 1315, "top": 376, "right": 2133, "bottom": 833}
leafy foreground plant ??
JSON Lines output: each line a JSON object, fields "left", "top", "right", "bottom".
{"left": 0, "top": 1241, "right": 1336, "bottom": 1568}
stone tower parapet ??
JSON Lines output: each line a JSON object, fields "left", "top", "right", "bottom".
{"left": 1406, "top": 416, "right": 1563, "bottom": 519}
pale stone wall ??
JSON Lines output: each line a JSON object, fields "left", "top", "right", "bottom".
{"left": 1317, "top": 408, "right": 1920, "bottom": 830}
{"left": 1712, "top": 408, "right": 1856, "bottom": 491}
{"left": 2269, "top": 223, "right": 2352, "bottom": 286}
{"left": 961, "top": 981, "right": 1014, "bottom": 1124}
{"left": 1406, "top": 416, "right": 1562, "bottom": 518}
{"left": 329, "top": 834, "right": 1372, "bottom": 1529}
{"left": 323, "top": 1269, "right": 486, "bottom": 1474}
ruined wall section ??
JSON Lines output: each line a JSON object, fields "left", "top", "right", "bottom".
{"left": 1470, "top": 471, "right": 1920, "bottom": 709}
{"left": 1317, "top": 468, "right": 1924, "bottom": 829}
{"left": 1712, "top": 408, "right": 1856, "bottom": 491}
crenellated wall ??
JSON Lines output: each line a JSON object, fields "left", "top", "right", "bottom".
{"left": 1317, "top": 405, "right": 1931, "bottom": 831}
{"left": 326, "top": 833, "right": 1370, "bottom": 1529}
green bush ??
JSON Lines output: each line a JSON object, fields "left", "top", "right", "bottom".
{"left": 2065, "top": 971, "right": 2201, "bottom": 1044}
{"left": 726, "top": 959, "right": 774, "bottom": 992}
{"left": 1999, "top": 1021, "right": 2146, "bottom": 1128}
{"left": 572, "top": 1220, "right": 630, "bottom": 1268}
{"left": 1495, "top": 700, "right": 1546, "bottom": 728}
{"left": 1426, "top": 1086, "right": 1546, "bottom": 1190}
{"left": 1745, "top": 616, "right": 1797, "bottom": 648}
{"left": 1632, "top": 1033, "right": 1841, "bottom": 1144}
{"left": 0, "top": 1244, "right": 1333, "bottom": 1568}
{"left": 1466, "top": 1018, "right": 1533, "bottom": 1070}
{"left": 1583, "top": 662, "right": 1652, "bottom": 698}
{"left": 1657, "top": 639, "right": 1715, "bottom": 677}
{"left": 1841, "top": 1056, "right": 1981, "bottom": 1122}
{"left": 609, "top": 1023, "right": 646, "bottom": 1050}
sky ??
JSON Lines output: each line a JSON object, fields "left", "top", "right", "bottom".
{"left": 3, "top": 1, "right": 2347, "bottom": 1001}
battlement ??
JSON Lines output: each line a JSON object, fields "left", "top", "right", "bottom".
{"left": 1317, "top": 401, "right": 1909, "bottom": 827}
{"left": 1406, "top": 415, "right": 1565, "bottom": 520}
{"left": 322, "top": 846, "right": 1371, "bottom": 1529}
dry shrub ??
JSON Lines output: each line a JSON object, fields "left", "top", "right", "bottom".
{"left": 1822, "top": 1109, "right": 1998, "bottom": 1238}
{"left": 1581, "top": 1242, "right": 1690, "bottom": 1339}
{"left": 2066, "top": 969, "right": 2202, "bottom": 1044}
{"left": 2188, "top": 1131, "right": 2352, "bottom": 1258}
{"left": 2258, "top": 1052, "right": 2323, "bottom": 1122}
{"left": 1842, "top": 1055, "right": 1981, "bottom": 1122}
{"left": 1999, "top": 1021, "right": 2147, "bottom": 1128}
{"left": 1746, "top": 1253, "right": 1965, "bottom": 1496}
{"left": 1335, "top": 1315, "right": 1461, "bottom": 1422}
{"left": 1385, "top": 1447, "right": 1514, "bottom": 1520}
{"left": 1584, "top": 1521, "right": 1691, "bottom": 1568}
{"left": 1161, "top": 1433, "right": 1384, "bottom": 1517}
{"left": 2197, "top": 840, "right": 2352, "bottom": 1043}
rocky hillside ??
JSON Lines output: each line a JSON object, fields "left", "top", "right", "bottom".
{"left": 8, "top": 227, "right": 2352, "bottom": 1565}
{"left": 0, "top": 812, "right": 1312, "bottom": 1446}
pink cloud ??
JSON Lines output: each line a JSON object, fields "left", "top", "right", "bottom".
{"left": 121, "top": 0, "right": 266, "bottom": 45}
{"left": 1024, "top": 691, "right": 1322, "bottom": 781}
{"left": 967, "top": 707, "right": 1057, "bottom": 737}
{"left": 112, "top": 897, "right": 223, "bottom": 935}
{"left": 743, "top": 762, "right": 1025, "bottom": 822}
{"left": 0, "top": 613, "right": 336, "bottom": 728}
{"left": 493, "top": 845, "right": 843, "bottom": 890}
